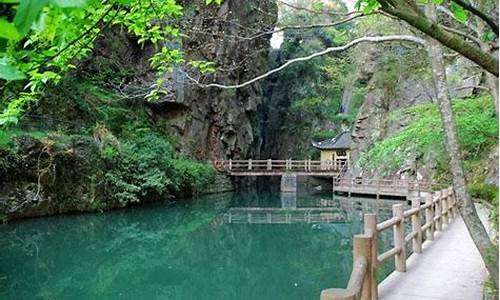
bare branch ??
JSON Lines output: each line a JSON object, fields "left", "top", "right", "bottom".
{"left": 441, "top": 24, "right": 481, "bottom": 45}
{"left": 454, "top": 85, "right": 489, "bottom": 91}
{"left": 185, "top": 12, "right": 367, "bottom": 41}
{"left": 186, "top": 35, "right": 426, "bottom": 89}
{"left": 278, "top": 0, "right": 357, "bottom": 16}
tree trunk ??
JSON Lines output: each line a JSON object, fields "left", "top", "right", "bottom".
{"left": 425, "top": 4, "right": 499, "bottom": 287}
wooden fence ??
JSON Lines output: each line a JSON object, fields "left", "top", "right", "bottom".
{"left": 335, "top": 178, "right": 445, "bottom": 193}
{"left": 320, "top": 187, "right": 457, "bottom": 300}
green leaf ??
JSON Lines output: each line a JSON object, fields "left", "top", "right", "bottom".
{"left": 431, "top": 0, "right": 444, "bottom": 4}
{"left": 13, "top": 0, "right": 49, "bottom": 37}
{"left": 450, "top": 1, "right": 468, "bottom": 22}
{"left": 312, "top": 1, "right": 324, "bottom": 11}
{"left": 0, "top": 58, "right": 26, "bottom": 81}
{"left": 0, "top": 19, "right": 21, "bottom": 40}
{"left": 0, "top": 0, "right": 20, "bottom": 3}
{"left": 481, "top": 30, "right": 495, "bottom": 42}
{"left": 114, "top": 0, "right": 132, "bottom": 4}
{"left": 49, "top": 0, "right": 87, "bottom": 7}
{"left": 416, "top": 0, "right": 429, "bottom": 5}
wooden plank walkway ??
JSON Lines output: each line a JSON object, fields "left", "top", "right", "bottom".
{"left": 378, "top": 216, "right": 488, "bottom": 300}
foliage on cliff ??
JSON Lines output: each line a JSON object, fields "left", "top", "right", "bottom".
{"left": 358, "top": 95, "right": 498, "bottom": 181}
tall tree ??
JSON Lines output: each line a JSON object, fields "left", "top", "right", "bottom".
{"left": 425, "top": 3, "right": 499, "bottom": 287}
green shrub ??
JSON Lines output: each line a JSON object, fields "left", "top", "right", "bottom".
{"left": 468, "top": 183, "right": 499, "bottom": 230}
{"left": 102, "top": 132, "right": 176, "bottom": 206}
{"left": 172, "top": 159, "right": 216, "bottom": 195}
{"left": 468, "top": 183, "right": 498, "bottom": 202}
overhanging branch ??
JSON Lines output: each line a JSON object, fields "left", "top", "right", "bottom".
{"left": 186, "top": 35, "right": 426, "bottom": 89}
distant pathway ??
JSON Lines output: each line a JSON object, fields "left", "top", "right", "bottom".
{"left": 378, "top": 215, "right": 489, "bottom": 300}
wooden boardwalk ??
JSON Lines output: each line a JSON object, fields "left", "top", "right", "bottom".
{"left": 321, "top": 187, "right": 462, "bottom": 300}
{"left": 378, "top": 216, "right": 487, "bottom": 300}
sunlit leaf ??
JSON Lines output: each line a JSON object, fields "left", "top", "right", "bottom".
{"left": 450, "top": 1, "right": 468, "bottom": 22}
{"left": 0, "top": 19, "right": 21, "bottom": 40}
{"left": 431, "top": 0, "right": 444, "bottom": 5}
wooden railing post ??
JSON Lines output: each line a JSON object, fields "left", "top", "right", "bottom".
{"left": 411, "top": 198, "right": 422, "bottom": 253}
{"left": 248, "top": 159, "right": 252, "bottom": 170}
{"left": 447, "top": 187, "right": 455, "bottom": 219}
{"left": 393, "top": 204, "right": 406, "bottom": 272}
{"left": 425, "top": 194, "right": 435, "bottom": 241}
{"left": 364, "top": 214, "right": 377, "bottom": 300}
{"left": 451, "top": 188, "right": 459, "bottom": 217}
{"left": 320, "top": 234, "right": 372, "bottom": 300}
{"left": 354, "top": 235, "right": 373, "bottom": 300}
{"left": 228, "top": 159, "right": 232, "bottom": 171}
{"left": 435, "top": 191, "right": 442, "bottom": 232}
{"left": 441, "top": 190, "right": 448, "bottom": 226}
{"left": 267, "top": 159, "right": 272, "bottom": 171}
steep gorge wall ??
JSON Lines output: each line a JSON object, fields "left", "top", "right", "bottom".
{"left": 166, "top": 0, "right": 278, "bottom": 160}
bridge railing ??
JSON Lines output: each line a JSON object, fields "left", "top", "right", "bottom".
{"left": 214, "top": 159, "right": 347, "bottom": 173}
{"left": 335, "top": 178, "right": 445, "bottom": 192}
{"left": 321, "top": 187, "right": 457, "bottom": 300}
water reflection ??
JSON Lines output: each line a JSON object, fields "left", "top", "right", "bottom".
{"left": 0, "top": 191, "right": 403, "bottom": 300}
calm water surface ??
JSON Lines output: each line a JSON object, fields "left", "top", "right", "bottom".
{"left": 0, "top": 191, "right": 402, "bottom": 300}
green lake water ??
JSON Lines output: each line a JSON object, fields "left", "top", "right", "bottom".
{"left": 0, "top": 191, "right": 402, "bottom": 300}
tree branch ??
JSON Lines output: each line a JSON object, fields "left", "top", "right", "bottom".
{"left": 186, "top": 35, "right": 426, "bottom": 89}
{"left": 451, "top": 0, "right": 499, "bottom": 36}
{"left": 381, "top": 6, "right": 499, "bottom": 76}
{"left": 441, "top": 24, "right": 481, "bottom": 45}
{"left": 185, "top": 12, "right": 367, "bottom": 41}
{"left": 278, "top": 0, "right": 356, "bottom": 16}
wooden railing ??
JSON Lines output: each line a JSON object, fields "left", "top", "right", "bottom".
{"left": 214, "top": 159, "right": 347, "bottom": 173}
{"left": 335, "top": 178, "right": 445, "bottom": 192}
{"left": 321, "top": 187, "right": 457, "bottom": 300}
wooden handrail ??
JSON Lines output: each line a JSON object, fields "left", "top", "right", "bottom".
{"left": 321, "top": 186, "right": 458, "bottom": 300}
{"left": 321, "top": 234, "right": 374, "bottom": 300}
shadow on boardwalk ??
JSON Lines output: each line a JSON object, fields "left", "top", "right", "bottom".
{"left": 378, "top": 216, "right": 488, "bottom": 300}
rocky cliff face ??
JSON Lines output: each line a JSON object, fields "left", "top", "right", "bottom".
{"left": 350, "top": 44, "right": 485, "bottom": 180}
{"left": 35, "top": 0, "right": 277, "bottom": 161}
{"left": 162, "top": 0, "right": 278, "bottom": 160}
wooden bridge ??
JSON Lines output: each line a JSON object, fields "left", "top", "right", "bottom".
{"left": 213, "top": 159, "right": 347, "bottom": 176}
{"left": 214, "top": 159, "right": 443, "bottom": 197}
{"left": 321, "top": 187, "right": 458, "bottom": 300}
